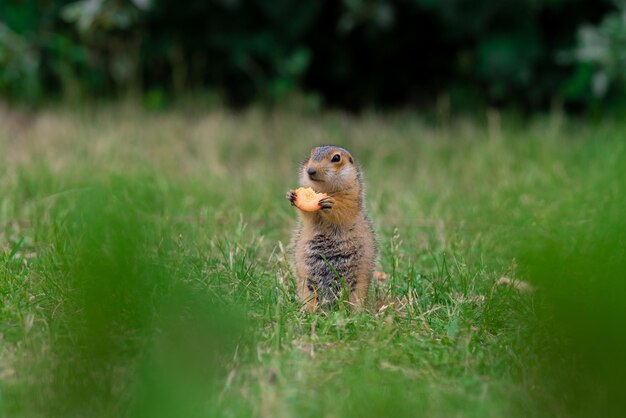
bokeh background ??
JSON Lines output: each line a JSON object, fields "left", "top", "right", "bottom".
{"left": 1, "top": 1, "right": 626, "bottom": 418}
{"left": 1, "top": 0, "right": 626, "bottom": 111}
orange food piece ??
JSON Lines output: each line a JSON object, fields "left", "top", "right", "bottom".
{"left": 294, "top": 187, "right": 328, "bottom": 212}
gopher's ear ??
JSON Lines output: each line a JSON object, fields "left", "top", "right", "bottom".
{"left": 348, "top": 156, "right": 354, "bottom": 164}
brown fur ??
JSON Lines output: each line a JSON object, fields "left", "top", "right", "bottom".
{"left": 286, "top": 145, "right": 376, "bottom": 312}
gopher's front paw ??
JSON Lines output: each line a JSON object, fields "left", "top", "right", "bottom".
{"left": 319, "top": 196, "right": 335, "bottom": 211}
{"left": 286, "top": 190, "right": 297, "bottom": 206}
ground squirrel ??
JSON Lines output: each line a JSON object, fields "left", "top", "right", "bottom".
{"left": 286, "top": 145, "right": 376, "bottom": 311}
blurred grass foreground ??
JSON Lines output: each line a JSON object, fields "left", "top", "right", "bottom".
{"left": 1, "top": 105, "right": 625, "bottom": 417}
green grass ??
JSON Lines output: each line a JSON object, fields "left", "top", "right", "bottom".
{"left": 1, "top": 105, "right": 625, "bottom": 417}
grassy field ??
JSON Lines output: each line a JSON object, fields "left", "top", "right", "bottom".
{"left": 1, "top": 104, "right": 624, "bottom": 417}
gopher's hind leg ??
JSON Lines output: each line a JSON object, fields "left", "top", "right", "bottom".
{"left": 297, "top": 278, "right": 319, "bottom": 313}
{"left": 349, "top": 277, "right": 369, "bottom": 312}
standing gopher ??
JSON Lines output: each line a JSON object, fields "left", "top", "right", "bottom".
{"left": 286, "top": 145, "right": 376, "bottom": 311}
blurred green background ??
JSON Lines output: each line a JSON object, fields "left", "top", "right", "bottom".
{"left": 2, "top": 1, "right": 626, "bottom": 418}
{"left": 1, "top": 0, "right": 626, "bottom": 111}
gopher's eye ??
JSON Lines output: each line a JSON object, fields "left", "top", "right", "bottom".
{"left": 331, "top": 154, "right": 341, "bottom": 163}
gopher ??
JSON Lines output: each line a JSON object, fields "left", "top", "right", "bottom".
{"left": 286, "top": 145, "right": 376, "bottom": 311}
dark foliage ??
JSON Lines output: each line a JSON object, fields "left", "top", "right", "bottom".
{"left": 0, "top": 0, "right": 620, "bottom": 110}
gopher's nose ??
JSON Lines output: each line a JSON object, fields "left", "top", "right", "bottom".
{"left": 306, "top": 167, "right": 317, "bottom": 176}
